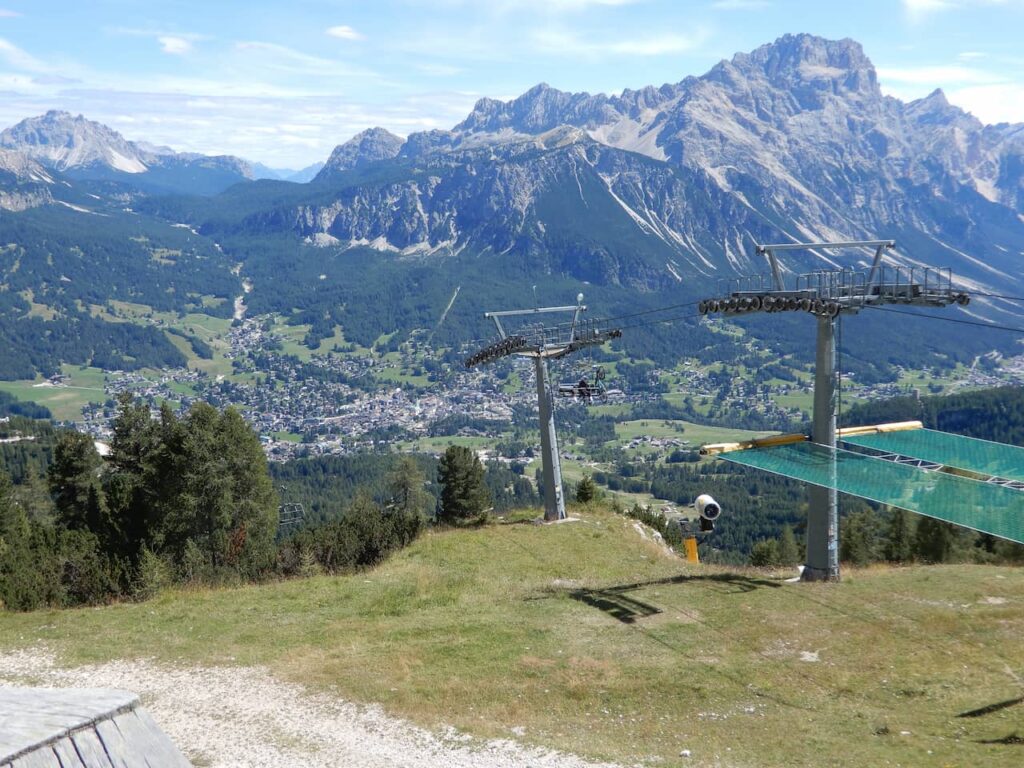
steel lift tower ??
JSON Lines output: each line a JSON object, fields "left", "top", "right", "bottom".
{"left": 699, "top": 240, "right": 969, "bottom": 581}
{"left": 464, "top": 295, "right": 622, "bottom": 521}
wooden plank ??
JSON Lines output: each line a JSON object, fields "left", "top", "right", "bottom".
{"left": 50, "top": 740, "right": 85, "bottom": 768}
{"left": 0, "top": 688, "right": 137, "bottom": 760}
{"left": 92, "top": 722, "right": 130, "bottom": 768}
{"left": 67, "top": 731, "right": 112, "bottom": 768}
{"left": 11, "top": 747, "right": 60, "bottom": 768}
{"left": 126, "top": 710, "right": 191, "bottom": 767}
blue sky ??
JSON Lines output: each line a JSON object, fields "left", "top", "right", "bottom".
{"left": 1, "top": 0, "right": 1022, "bottom": 168}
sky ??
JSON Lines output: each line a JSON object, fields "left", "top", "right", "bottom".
{"left": 0, "top": 0, "right": 1023, "bottom": 169}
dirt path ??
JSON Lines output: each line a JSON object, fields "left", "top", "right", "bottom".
{"left": 0, "top": 648, "right": 627, "bottom": 768}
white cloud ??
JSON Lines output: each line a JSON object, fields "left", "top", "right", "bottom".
{"left": 233, "top": 41, "right": 376, "bottom": 79}
{"left": 0, "top": 37, "right": 49, "bottom": 72}
{"left": 903, "top": 0, "right": 954, "bottom": 18}
{"left": 158, "top": 36, "right": 193, "bottom": 55}
{"left": 326, "top": 25, "right": 363, "bottom": 41}
{"left": 903, "top": 0, "right": 1024, "bottom": 21}
{"left": 415, "top": 62, "right": 463, "bottom": 76}
{"left": 711, "top": 0, "right": 770, "bottom": 9}
{"left": 877, "top": 61, "right": 1024, "bottom": 123}
{"left": 948, "top": 83, "right": 1024, "bottom": 124}
{"left": 877, "top": 64, "right": 1003, "bottom": 85}
{"left": 957, "top": 51, "right": 987, "bottom": 61}
{"left": 532, "top": 27, "right": 708, "bottom": 57}
{"left": 544, "top": 0, "right": 636, "bottom": 6}
{"left": 0, "top": 9, "right": 21, "bottom": 17}
{"left": 496, "top": 0, "right": 638, "bottom": 9}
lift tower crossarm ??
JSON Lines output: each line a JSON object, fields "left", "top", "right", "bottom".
{"left": 758, "top": 240, "right": 895, "bottom": 292}
{"left": 465, "top": 296, "right": 622, "bottom": 521}
{"left": 700, "top": 238, "right": 968, "bottom": 582}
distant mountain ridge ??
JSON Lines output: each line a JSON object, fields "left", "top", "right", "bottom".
{"left": 1, "top": 33, "right": 1024, "bottom": 381}
{"left": 0, "top": 110, "right": 254, "bottom": 196}
{"left": 223, "top": 33, "right": 1022, "bottom": 310}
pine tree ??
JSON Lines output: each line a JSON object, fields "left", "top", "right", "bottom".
{"left": 841, "top": 509, "right": 881, "bottom": 566}
{"left": 11, "top": 468, "right": 55, "bottom": 524}
{"left": 386, "top": 456, "right": 429, "bottom": 545}
{"left": 104, "top": 393, "right": 161, "bottom": 558}
{"left": 387, "top": 456, "right": 431, "bottom": 518}
{"left": 48, "top": 431, "right": 104, "bottom": 531}
{"left": 749, "top": 539, "right": 780, "bottom": 567}
{"left": 575, "top": 475, "right": 597, "bottom": 503}
{"left": 777, "top": 525, "right": 800, "bottom": 566}
{"left": 884, "top": 507, "right": 914, "bottom": 562}
{"left": 170, "top": 402, "right": 232, "bottom": 569}
{"left": 913, "top": 517, "right": 955, "bottom": 563}
{"left": 437, "top": 445, "right": 491, "bottom": 525}
{"left": 0, "top": 469, "right": 24, "bottom": 550}
{"left": 218, "top": 406, "right": 278, "bottom": 577}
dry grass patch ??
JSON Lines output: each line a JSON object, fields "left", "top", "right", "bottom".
{"left": 0, "top": 511, "right": 1021, "bottom": 767}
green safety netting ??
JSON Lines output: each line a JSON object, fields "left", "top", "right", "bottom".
{"left": 719, "top": 441, "right": 1024, "bottom": 544}
{"left": 843, "top": 428, "right": 1024, "bottom": 483}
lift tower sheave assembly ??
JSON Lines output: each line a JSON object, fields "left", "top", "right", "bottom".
{"left": 699, "top": 239, "right": 969, "bottom": 581}
{"left": 464, "top": 295, "right": 622, "bottom": 522}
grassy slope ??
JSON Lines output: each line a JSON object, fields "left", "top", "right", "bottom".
{"left": 1, "top": 510, "right": 1022, "bottom": 767}
{"left": 0, "top": 365, "right": 107, "bottom": 421}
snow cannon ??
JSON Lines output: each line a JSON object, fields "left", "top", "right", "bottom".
{"left": 695, "top": 493, "right": 721, "bottom": 532}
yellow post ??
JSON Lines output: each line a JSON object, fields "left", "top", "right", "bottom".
{"left": 683, "top": 537, "right": 699, "bottom": 564}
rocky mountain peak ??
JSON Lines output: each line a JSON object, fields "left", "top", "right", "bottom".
{"left": 904, "top": 87, "right": 980, "bottom": 130}
{"left": 457, "top": 82, "right": 573, "bottom": 134}
{"left": 1, "top": 110, "right": 148, "bottom": 173}
{"left": 713, "top": 33, "right": 879, "bottom": 102}
{"left": 314, "top": 127, "right": 405, "bottom": 181}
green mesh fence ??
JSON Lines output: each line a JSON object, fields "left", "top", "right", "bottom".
{"left": 720, "top": 441, "right": 1024, "bottom": 544}
{"left": 843, "top": 428, "right": 1024, "bottom": 483}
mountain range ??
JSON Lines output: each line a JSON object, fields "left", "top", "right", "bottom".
{"left": 0, "top": 33, "right": 1022, "bottom": 380}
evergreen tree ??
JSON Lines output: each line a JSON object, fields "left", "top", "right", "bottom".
{"left": 0, "top": 469, "right": 21, "bottom": 545}
{"left": 0, "top": 469, "right": 62, "bottom": 611}
{"left": 437, "top": 445, "right": 491, "bottom": 524}
{"left": 218, "top": 406, "right": 278, "bottom": 577}
{"left": 387, "top": 456, "right": 431, "bottom": 518}
{"left": 913, "top": 517, "right": 956, "bottom": 563}
{"left": 48, "top": 431, "right": 105, "bottom": 531}
{"left": 12, "top": 467, "right": 55, "bottom": 524}
{"left": 575, "top": 475, "right": 597, "bottom": 503}
{"left": 109, "top": 392, "right": 159, "bottom": 477}
{"left": 777, "top": 525, "right": 800, "bottom": 566}
{"left": 172, "top": 405, "right": 229, "bottom": 569}
{"left": 749, "top": 539, "right": 780, "bottom": 567}
{"left": 884, "top": 507, "right": 914, "bottom": 562}
{"left": 841, "top": 509, "right": 881, "bottom": 566}
{"left": 104, "top": 393, "right": 162, "bottom": 558}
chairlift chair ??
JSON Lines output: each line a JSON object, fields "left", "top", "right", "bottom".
{"left": 557, "top": 366, "right": 608, "bottom": 404}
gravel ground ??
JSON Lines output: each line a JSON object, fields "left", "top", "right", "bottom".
{"left": 0, "top": 648, "right": 628, "bottom": 768}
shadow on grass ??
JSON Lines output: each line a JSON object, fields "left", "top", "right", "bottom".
{"left": 958, "top": 696, "right": 1024, "bottom": 719}
{"left": 974, "top": 733, "right": 1024, "bottom": 745}
{"left": 566, "top": 573, "right": 783, "bottom": 624}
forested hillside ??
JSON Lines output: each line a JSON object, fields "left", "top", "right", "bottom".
{"left": 272, "top": 451, "right": 537, "bottom": 526}
{"left": 842, "top": 385, "right": 1024, "bottom": 444}
{"left": 0, "top": 205, "right": 237, "bottom": 378}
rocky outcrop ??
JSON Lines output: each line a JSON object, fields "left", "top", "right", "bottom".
{"left": 314, "top": 127, "right": 404, "bottom": 180}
